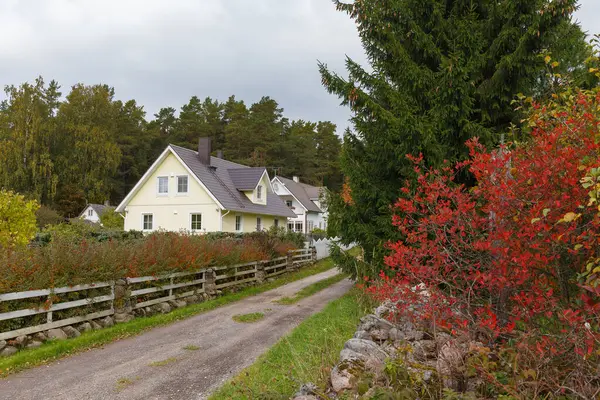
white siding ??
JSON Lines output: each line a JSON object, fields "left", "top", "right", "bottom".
{"left": 123, "top": 153, "right": 221, "bottom": 232}
{"left": 81, "top": 206, "right": 100, "bottom": 223}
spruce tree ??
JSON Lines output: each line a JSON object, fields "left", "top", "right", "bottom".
{"left": 319, "top": 0, "right": 583, "bottom": 265}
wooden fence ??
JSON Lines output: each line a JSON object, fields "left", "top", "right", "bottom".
{"left": 0, "top": 247, "right": 315, "bottom": 341}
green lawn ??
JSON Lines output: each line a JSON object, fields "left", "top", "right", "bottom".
{"left": 209, "top": 288, "right": 372, "bottom": 400}
{"left": 275, "top": 273, "right": 347, "bottom": 305}
{"left": 0, "top": 255, "right": 345, "bottom": 378}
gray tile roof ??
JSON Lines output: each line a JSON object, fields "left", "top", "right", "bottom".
{"left": 170, "top": 145, "right": 295, "bottom": 218}
{"left": 228, "top": 168, "right": 266, "bottom": 190}
{"left": 274, "top": 176, "right": 324, "bottom": 213}
{"left": 80, "top": 204, "right": 114, "bottom": 218}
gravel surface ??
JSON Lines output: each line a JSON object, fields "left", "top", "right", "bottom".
{"left": 0, "top": 269, "right": 353, "bottom": 400}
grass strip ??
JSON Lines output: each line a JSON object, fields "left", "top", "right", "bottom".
{"left": 209, "top": 288, "right": 372, "bottom": 400}
{"left": 232, "top": 312, "right": 265, "bottom": 323}
{"left": 148, "top": 357, "right": 177, "bottom": 367}
{"left": 275, "top": 273, "right": 347, "bottom": 305}
{"left": 0, "top": 255, "right": 343, "bottom": 378}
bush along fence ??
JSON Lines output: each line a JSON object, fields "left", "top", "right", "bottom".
{"left": 0, "top": 247, "right": 316, "bottom": 357}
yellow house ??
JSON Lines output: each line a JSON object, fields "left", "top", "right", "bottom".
{"left": 115, "top": 138, "right": 295, "bottom": 233}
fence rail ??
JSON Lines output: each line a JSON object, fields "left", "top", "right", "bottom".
{"left": 0, "top": 247, "right": 315, "bottom": 341}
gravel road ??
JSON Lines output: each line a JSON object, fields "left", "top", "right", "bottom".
{"left": 0, "top": 269, "right": 353, "bottom": 400}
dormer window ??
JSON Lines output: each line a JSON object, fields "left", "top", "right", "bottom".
{"left": 257, "top": 185, "right": 262, "bottom": 200}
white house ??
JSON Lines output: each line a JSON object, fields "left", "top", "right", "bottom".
{"left": 115, "top": 138, "right": 295, "bottom": 233}
{"left": 271, "top": 176, "right": 328, "bottom": 234}
{"left": 79, "top": 203, "right": 114, "bottom": 224}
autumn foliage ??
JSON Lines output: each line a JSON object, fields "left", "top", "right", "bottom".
{"left": 0, "top": 231, "right": 297, "bottom": 294}
{"left": 368, "top": 88, "right": 600, "bottom": 397}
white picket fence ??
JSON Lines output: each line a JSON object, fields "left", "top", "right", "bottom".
{"left": 312, "top": 237, "right": 354, "bottom": 260}
{"left": 0, "top": 248, "right": 314, "bottom": 341}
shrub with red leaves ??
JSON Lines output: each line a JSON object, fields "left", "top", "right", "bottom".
{"left": 367, "top": 88, "right": 600, "bottom": 397}
{"left": 0, "top": 231, "right": 298, "bottom": 293}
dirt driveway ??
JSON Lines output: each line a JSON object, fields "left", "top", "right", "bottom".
{"left": 0, "top": 269, "right": 353, "bottom": 400}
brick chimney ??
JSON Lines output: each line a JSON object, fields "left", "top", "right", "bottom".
{"left": 198, "top": 137, "right": 212, "bottom": 165}
{"left": 293, "top": 176, "right": 300, "bottom": 183}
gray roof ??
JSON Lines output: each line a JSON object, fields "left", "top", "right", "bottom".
{"left": 80, "top": 204, "right": 114, "bottom": 218}
{"left": 170, "top": 145, "right": 295, "bottom": 218}
{"left": 274, "top": 176, "right": 324, "bottom": 213}
{"left": 228, "top": 168, "right": 266, "bottom": 190}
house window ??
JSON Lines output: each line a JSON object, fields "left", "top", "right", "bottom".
{"left": 308, "top": 221, "right": 314, "bottom": 232}
{"left": 177, "top": 175, "right": 188, "bottom": 194}
{"left": 319, "top": 221, "right": 322, "bottom": 229}
{"left": 235, "top": 215, "right": 242, "bottom": 231}
{"left": 190, "top": 213, "right": 202, "bottom": 231}
{"left": 256, "top": 217, "right": 262, "bottom": 231}
{"left": 257, "top": 185, "right": 262, "bottom": 200}
{"left": 295, "top": 222, "right": 303, "bottom": 233}
{"left": 274, "top": 218, "right": 279, "bottom": 228}
{"left": 88, "top": 209, "right": 93, "bottom": 217}
{"left": 142, "top": 214, "right": 153, "bottom": 231}
{"left": 273, "top": 182, "right": 279, "bottom": 191}
{"left": 286, "top": 200, "right": 293, "bottom": 208}
{"left": 288, "top": 222, "right": 294, "bottom": 231}
{"left": 157, "top": 176, "right": 169, "bottom": 195}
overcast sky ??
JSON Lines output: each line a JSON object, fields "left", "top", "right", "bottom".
{"left": 1, "top": 0, "right": 598, "bottom": 135}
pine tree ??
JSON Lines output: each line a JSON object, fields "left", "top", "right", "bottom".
{"left": 112, "top": 99, "right": 150, "bottom": 201}
{"left": 319, "top": 0, "right": 583, "bottom": 263}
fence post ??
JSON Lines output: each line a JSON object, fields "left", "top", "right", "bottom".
{"left": 205, "top": 268, "right": 217, "bottom": 298}
{"left": 113, "top": 278, "right": 133, "bottom": 323}
{"left": 311, "top": 246, "right": 317, "bottom": 262}
{"left": 286, "top": 250, "right": 295, "bottom": 273}
{"left": 256, "top": 261, "right": 266, "bottom": 284}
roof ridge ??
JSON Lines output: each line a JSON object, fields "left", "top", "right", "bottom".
{"left": 210, "top": 167, "right": 246, "bottom": 209}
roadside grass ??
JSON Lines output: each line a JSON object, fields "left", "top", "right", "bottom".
{"left": 209, "top": 288, "right": 373, "bottom": 400}
{"left": 148, "top": 357, "right": 177, "bottom": 367}
{"left": 232, "top": 312, "right": 265, "bottom": 323}
{"left": 275, "top": 274, "right": 347, "bottom": 305}
{"left": 0, "top": 253, "right": 347, "bottom": 378}
{"left": 116, "top": 376, "right": 138, "bottom": 390}
{"left": 182, "top": 345, "right": 200, "bottom": 351}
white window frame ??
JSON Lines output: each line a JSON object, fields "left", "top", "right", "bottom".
{"left": 308, "top": 220, "right": 314, "bottom": 232}
{"left": 142, "top": 213, "right": 154, "bottom": 231}
{"left": 190, "top": 213, "right": 202, "bottom": 232}
{"left": 295, "top": 221, "right": 303, "bottom": 233}
{"left": 157, "top": 176, "right": 169, "bottom": 196}
{"left": 287, "top": 222, "right": 294, "bottom": 231}
{"left": 235, "top": 215, "right": 243, "bottom": 232}
{"left": 256, "top": 217, "right": 262, "bottom": 231}
{"left": 256, "top": 185, "right": 263, "bottom": 200}
{"left": 88, "top": 209, "right": 93, "bottom": 217}
{"left": 176, "top": 175, "right": 189, "bottom": 195}
{"left": 286, "top": 200, "right": 293, "bottom": 208}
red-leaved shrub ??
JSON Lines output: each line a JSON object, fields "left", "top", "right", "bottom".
{"left": 368, "top": 89, "right": 600, "bottom": 397}
{"left": 0, "top": 231, "right": 297, "bottom": 293}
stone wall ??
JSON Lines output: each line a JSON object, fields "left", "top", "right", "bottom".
{"left": 292, "top": 300, "right": 485, "bottom": 399}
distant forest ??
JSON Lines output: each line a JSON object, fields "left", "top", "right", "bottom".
{"left": 0, "top": 77, "right": 342, "bottom": 216}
